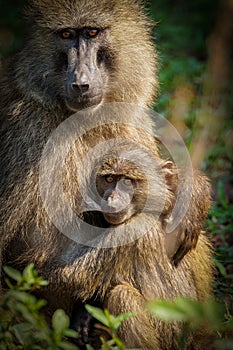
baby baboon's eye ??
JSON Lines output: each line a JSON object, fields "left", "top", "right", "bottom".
{"left": 84, "top": 28, "right": 100, "bottom": 39}
{"left": 123, "top": 178, "right": 132, "bottom": 186}
{"left": 105, "top": 175, "right": 114, "bottom": 184}
{"left": 59, "top": 29, "right": 75, "bottom": 40}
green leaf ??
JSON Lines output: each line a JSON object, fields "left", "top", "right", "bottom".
{"left": 14, "top": 303, "right": 36, "bottom": 324}
{"left": 214, "top": 259, "right": 227, "bottom": 278}
{"left": 7, "top": 290, "right": 36, "bottom": 305}
{"left": 3, "top": 266, "right": 22, "bottom": 282}
{"left": 4, "top": 277, "right": 14, "bottom": 289}
{"left": 217, "top": 181, "right": 228, "bottom": 209}
{"left": 12, "top": 322, "right": 33, "bottom": 345}
{"left": 147, "top": 300, "right": 189, "bottom": 322}
{"left": 85, "top": 305, "right": 135, "bottom": 334}
{"left": 203, "top": 301, "right": 224, "bottom": 330}
{"left": 110, "top": 312, "right": 136, "bottom": 332}
{"left": 148, "top": 297, "right": 228, "bottom": 333}
{"left": 112, "top": 335, "right": 124, "bottom": 348}
{"left": 85, "top": 305, "right": 109, "bottom": 327}
{"left": 59, "top": 341, "right": 79, "bottom": 350}
{"left": 35, "top": 299, "right": 47, "bottom": 310}
{"left": 52, "top": 309, "right": 70, "bottom": 335}
{"left": 147, "top": 297, "right": 204, "bottom": 327}
{"left": 100, "top": 337, "right": 111, "bottom": 350}
{"left": 63, "top": 329, "right": 78, "bottom": 339}
{"left": 114, "top": 312, "right": 136, "bottom": 324}
{"left": 39, "top": 280, "right": 49, "bottom": 287}
{"left": 174, "top": 298, "right": 204, "bottom": 327}
{"left": 23, "top": 264, "right": 36, "bottom": 284}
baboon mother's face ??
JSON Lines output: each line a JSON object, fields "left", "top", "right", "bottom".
{"left": 55, "top": 26, "right": 113, "bottom": 111}
{"left": 19, "top": 0, "right": 155, "bottom": 111}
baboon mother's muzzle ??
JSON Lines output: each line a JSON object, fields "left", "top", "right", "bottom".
{"left": 65, "top": 76, "right": 103, "bottom": 111}
{"left": 65, "top": 46, "right": 104, "bottom": 111}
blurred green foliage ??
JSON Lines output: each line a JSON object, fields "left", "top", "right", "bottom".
{"left": 207, "top": 182, "right": 233, "bottom": 303}
{"left": 1, "top": 265, "right": 233, "bottom": 349}
{"left": 149, "top": 0, "right": 218, "bottom": 112}
{"left": 0, "top": 264, "right": 78, "bottom": 350}
{"left": 147, "top": 297, "right": 233, "bottom": 349}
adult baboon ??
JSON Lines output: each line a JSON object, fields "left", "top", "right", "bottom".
{"left": 0, "top": 0, "right": 213, "bottom": 348}
{"left": 0, "top": 0, "right": 158, "bottom": 281}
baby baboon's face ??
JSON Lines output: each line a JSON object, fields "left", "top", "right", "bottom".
{"left": 96, "top": 174, "right": 137, "bottom": 225}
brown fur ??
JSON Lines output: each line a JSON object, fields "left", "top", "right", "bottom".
{"left": 76, "top": 152, "right": 213, "bottom": 349}
{"left": 0, "top": 1, "right": 213, "bottom": 349}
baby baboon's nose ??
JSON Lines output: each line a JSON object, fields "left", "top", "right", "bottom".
{"left": 71, "top": 83, "right": 89, "bottom": 94}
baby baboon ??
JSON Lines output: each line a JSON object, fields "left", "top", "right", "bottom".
{"left": 92, "top": 151, "right": 211, "bottom": 265}
{"left": 94, "top": 154, "right": 211, "bottom": 233}
{"left": 71, "top": 151, "right": 213, "bottom": 349}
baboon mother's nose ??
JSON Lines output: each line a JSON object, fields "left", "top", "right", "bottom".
{"left": 71, "top": 83, "right": 89, "bottom": 94}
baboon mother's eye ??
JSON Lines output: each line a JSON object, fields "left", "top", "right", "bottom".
{"left": 83, "top": 28, "right": 100, "bottom": 39}
{"left": 58, "top": 29, "right": 76, "bottom": 40}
